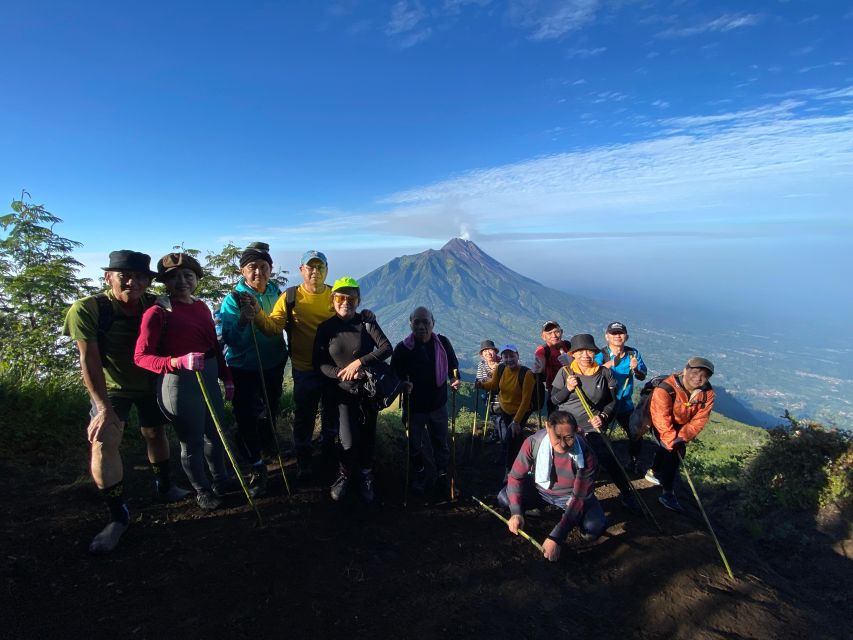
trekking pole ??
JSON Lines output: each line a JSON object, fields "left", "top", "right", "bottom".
{"left": 535, "top": 376, "right": 542, "bottom": 430}
{"left": 249, "top": 324, "right": 292, "bottom": 496}
{"left": 450, "top": 369, "right": 458, "bottom": 501}
{"left": 483, "top": 391, "right": 492, "bottom": 440}
{"left": 195, "top": 371, "right": 263, "bottom": 525}
{"left": 678, "top": 450, "right": 735, "bottom": 579}
{"left": 468, "top": 382, "right": 479, "bottom": 459}
{"left": 403, "top": 377, "right": 411, "bottom": 508}
{"left": 574, "top": 383, "right": 662, "bottom": 533}
{"left": 471, "top": 495, "right": 544, "bottom": 553}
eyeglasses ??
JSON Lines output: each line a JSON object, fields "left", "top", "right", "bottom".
{"left": 303, "top": 263, "right": 326, "bottom": 272}
{"left": 333, "top": 293, "right": 358, "bottom": 304}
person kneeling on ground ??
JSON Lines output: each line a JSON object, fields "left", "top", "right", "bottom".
{"left": 645, "top": 357, "right": 715, "bottom": 513}
{"left": 498, "top": 411, "right": 604, "bottom": 562}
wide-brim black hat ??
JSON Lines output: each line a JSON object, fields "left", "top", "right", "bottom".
{"left": 101, "top": 250, "right": 157, "bottom": 277}
{"left": 568, "top": 333, "right": 600, "bottom": 353}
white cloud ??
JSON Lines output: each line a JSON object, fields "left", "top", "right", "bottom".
{"left": 385, "top": 0, "right": 432, "bottom": 47}
{"left": 651, "top": 99, "right": 670, "bottom": 109}
{"left": 506, "top": 0, "right": 601, "bottom": 41}
{"left": 566, "top": 46, "right": 607, "bottom": 58}
{"left": 658, "top": 12, "right": 761, "bottom": 38}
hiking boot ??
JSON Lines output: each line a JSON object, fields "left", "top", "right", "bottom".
{"left": 248, "top": 463, "right": 268, "bottom": 499}
{"left": 658, "top": 492, "right": 684, "bottom": 513}
{"left": 156, "top": 483, "right": 192, "bottom": 503}
{"left": 89, "top": 521, "right": 129, "bottom": 554}
{"left": 434, "top": 472, "right": 451, "bottom": 501}
{"left": 359, "top": 470, "right": 376, "bottom": 503}
{"left": 410, "top": 467, "right": 427, "bottom": 496}
{"left": 625, "top": 457, "right": 640, "bottom": 476}
{"left": 644, "top": 469, "right": 661, "bottom": 486}
{"left": 196, "top": 491, "right": 222, "bottom": 511}
{"left": 212, "top": 476, "right": 241, "bottom": 497}
{"left": 330, "top": 472, "right": 349, "bottom": 501}
{"left": 621, "top": 493, "right": 642, "bottom": 515}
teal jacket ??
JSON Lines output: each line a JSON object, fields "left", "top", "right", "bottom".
{"left": 220, "top": 278, "right": 287, "bottom": 370}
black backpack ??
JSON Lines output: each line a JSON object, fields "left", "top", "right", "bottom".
{"left": 628, "top": 375, "right": 676, "bottom": 441}
{"left": 95, "top": 292, "right": 157, "bottom": 365}
{"left": 494, "top": 363, "right": 547, "bottom": 415}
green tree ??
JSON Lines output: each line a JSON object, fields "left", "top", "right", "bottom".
{"left": 0, "top": 194, "right": 95, "bottom": 378}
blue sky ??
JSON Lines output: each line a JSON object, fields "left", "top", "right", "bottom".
{"left": 3, "top": 1, "right": 851, "bottom": 334}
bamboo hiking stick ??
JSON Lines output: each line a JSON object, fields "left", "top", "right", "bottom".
{"left": 472, "top": 495, "right": 544, "bottom": 553}
{"left": 468, "top": 381, "right": 479, "bottom": 459}
{"left": 249, "top": 324, "right": 291, "bottom": 496}
{"left": 678, "top": 450, "right": 735, "bottom": 579}
{"left": 574, "top": 383, "right": 663, "bottom": 533}
{"left": 195, "top": 370, "right": 263, "bottom": 525}
{"left": 450, "top": 369, "right": 458, "bottom": 500}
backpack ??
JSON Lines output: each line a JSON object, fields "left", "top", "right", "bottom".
{"left": 494, "top": 363, "right": 547, "bottom": 416}
{"left": 282, "top": 285, "right": 299, "bottom": 353}
{"left": 628, "top": 375, "right": 676, "bottom": 441}
{"left": 95, "top": 292, "right": 157, "bottom": 365}
{"left": 359, "top": 360, "right": 403, "bottom": 410}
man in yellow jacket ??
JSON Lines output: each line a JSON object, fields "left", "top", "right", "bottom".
{"left": 476, "top": 344, "right": 536, "bottom": 474}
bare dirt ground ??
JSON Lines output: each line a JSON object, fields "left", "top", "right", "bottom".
{"left": 2, "top": 436, "right": 851, "bottom": 640}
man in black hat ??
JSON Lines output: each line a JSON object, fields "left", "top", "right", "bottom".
{"left": 63, "top": 250, "right": 190, "bottom": 554}
{"left": 219, "top": 242, "right": 288, "bottom": 497}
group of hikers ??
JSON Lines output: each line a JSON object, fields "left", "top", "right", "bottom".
{"left": 63, "top": 243, "right": 716, "bottom": 561}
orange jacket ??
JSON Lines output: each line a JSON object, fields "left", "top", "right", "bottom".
{"left": 649, "top": 374, "right": 715, "bottom": 450}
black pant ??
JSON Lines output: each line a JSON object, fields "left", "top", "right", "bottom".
{"left": 613, "top": 410, "right": 641, "bottom": 460}
{"left": 231, "top": 363, "right": 285, "bottom": 463}
{"left": 651, "top": 433, "right": 686, "bottom": 492}
{"left": 495, "top": 410, "right": 530, "bottom": 470}
{"left": 335, "top": 390, "right": 378, "bottom": 474}
{"left": 292, "top": 369, "right": 338, "bottom": 457}
{"left": 585, "top": 430, "right": 631, "bottom": 497}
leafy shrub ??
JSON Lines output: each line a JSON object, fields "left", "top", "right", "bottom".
{"left": 736, "top": 418, "right": 852, "bottom": 517}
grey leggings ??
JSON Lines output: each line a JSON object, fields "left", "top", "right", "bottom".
{"left": 158, "top": 360, "right": 228, "bottom": 493}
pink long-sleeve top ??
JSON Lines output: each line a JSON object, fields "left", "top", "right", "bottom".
{"left": 134, "top": 298, "right": 231, "bottom": 383}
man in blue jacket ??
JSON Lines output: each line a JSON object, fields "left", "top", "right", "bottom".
{"left": 595, "top": 322, "right": 647, "bottom": 474}
{"left": 220, "top": 242, "right": 288, "bottom": 497}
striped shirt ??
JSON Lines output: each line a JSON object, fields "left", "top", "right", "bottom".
{"left": 506, "top": 429, "right": 598, "bottom": 543}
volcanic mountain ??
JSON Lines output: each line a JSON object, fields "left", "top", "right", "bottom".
{"left": 358, "top": 238, "right": 612, "bottom": 370}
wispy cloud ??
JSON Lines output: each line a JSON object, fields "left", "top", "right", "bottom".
{"left": 366, "top": 89, "right": 852, "bottom": 244}
{"left": 566, "top": 46, "right": 607, "bottom": 58}
{"left": 385, "top": 0, "right": 432, "bottom": 47}
{"left": 658, "top": 13, "right": 761, "bottom": 38}
{"left": 651, "top": 99, "right": 670, "bottom": 109}
{"left": 507, "top": 0, "right": 601, "bottom": 41}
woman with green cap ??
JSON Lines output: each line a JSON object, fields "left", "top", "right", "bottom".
{"left": 312, "top": 277, "right": 392, "bottom": 503}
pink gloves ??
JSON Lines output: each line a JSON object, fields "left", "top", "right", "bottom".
{"left": 175, "top": 352, "right": 205, "bottom": 371}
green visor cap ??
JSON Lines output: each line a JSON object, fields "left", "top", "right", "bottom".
{"left": 332, "top": 276, "right": 360, "bottom": 292}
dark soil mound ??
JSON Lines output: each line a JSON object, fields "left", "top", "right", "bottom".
{"left": 2, "top": 438, "right": 850, "bottom": 640}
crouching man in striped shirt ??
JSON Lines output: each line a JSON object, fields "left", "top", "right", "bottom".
{"left": 497, "top": 410, "right": 605, "bottom": 561}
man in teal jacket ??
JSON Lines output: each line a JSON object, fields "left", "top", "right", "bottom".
{"left": 220, "top": 242, "right": 288, "bottom": 497}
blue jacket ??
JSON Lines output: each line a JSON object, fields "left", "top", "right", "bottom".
{"left": 594, "top": 347, "right": 647, "bottom": 411}
{"left": 220, "top": 278, "right": 287, "bottom": 370}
